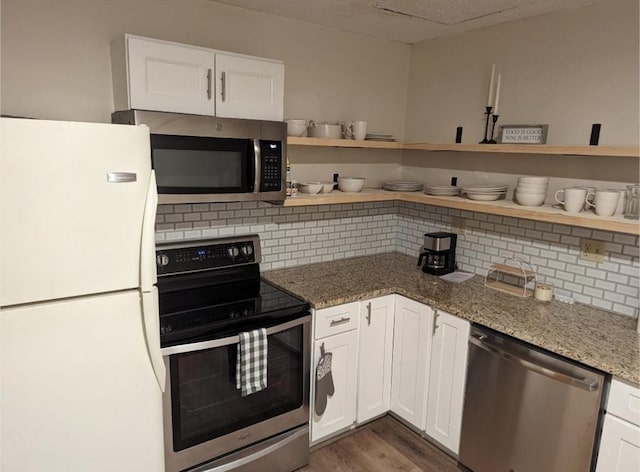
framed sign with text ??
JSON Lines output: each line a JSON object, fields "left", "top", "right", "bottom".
{"left": 499, "top": 125, "right": 549, "bottom": 144}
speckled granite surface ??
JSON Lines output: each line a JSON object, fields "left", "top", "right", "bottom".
{"left": 263, "top": 252, "right": 640, "bottom": 385}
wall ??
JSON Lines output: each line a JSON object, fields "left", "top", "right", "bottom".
{"left": 0, "top": 0, "right": 410, "bottom": 184}
{"left": 157, "top": 201, "right": 640, "bottom": 317}
{"left": 404, "top": 1, "right": 639, "bottom": 146}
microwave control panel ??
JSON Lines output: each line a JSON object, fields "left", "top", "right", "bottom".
{"left": 260, "top": 140, "right": 282, "bottom": 192}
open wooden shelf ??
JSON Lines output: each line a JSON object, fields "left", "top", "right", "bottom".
{"left": 287, "top": 136, "right": 639, "bottom": 158}
{"left": 287, "top": 136, "right": 403, "bottom": 149}
{"left": 283, "top": 189, "right": 640, "bottom": 235}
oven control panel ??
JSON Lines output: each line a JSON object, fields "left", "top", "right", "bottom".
{"left": 156, "top": 235, "right": 261, "bottom": 276}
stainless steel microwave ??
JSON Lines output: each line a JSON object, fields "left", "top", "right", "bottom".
{"left": 112, "top": 110, "right": 286, "bottom": 204}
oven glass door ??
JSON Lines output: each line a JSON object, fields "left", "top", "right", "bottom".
{"left": 168, "top": 319, "right": 308, "bottom": 453}
{"left": 150, "top": 134, "right": 254, "bottom": 194}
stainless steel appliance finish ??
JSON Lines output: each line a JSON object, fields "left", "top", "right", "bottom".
{"left": 112, "top": 110, "right": 287, "bottom": 205}
{"left": 157, "top": 235, "right": 311, "bottom": 472}
{"left": 459, "top": 325, "right": 606, "bottom": 472}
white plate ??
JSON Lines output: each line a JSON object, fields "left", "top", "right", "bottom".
{"left": 424, "top": 186, "right": 461, "bottom": 196}
{"left": 466, "top": 192, "right": 505, "bottom": 201}
{"left": 463, "top": 185, "right": 508, "bottom": 192}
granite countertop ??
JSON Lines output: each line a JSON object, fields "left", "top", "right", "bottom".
{"left": 263, "top": 252, "right": 640, "bottom": 385}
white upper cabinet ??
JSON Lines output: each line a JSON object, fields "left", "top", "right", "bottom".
{"left": 357, "top": 295, "right": 395, "bottom": 424}
{"left": 424, "top": 310, "right": 470, "bottom": 454}
{"left": 215, "top": 53, "right": 284, "bottom": 121}
{"left": 111, "top": 35, "right": 284, "bottom": 120}
{"left": 113, "top": 35, "right": 215, "bottom": 116}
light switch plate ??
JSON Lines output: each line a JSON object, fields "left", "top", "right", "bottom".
{"left": 579, "top": 239, "right": 606, "bottom": 263}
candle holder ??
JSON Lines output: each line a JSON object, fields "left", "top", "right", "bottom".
{"left": 479, "top": 106, "right": 493, "bottom": 144}
{"left": 488, "top": 114, "right": 500, "bottom": 144}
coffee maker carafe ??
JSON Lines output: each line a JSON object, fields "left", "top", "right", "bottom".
{"left": 417, "top": 232, "right": 457, "bottom": 275}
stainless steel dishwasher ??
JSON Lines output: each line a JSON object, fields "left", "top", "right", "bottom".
{"left": 459, "top": 325, "right": 606, "bottom": 472}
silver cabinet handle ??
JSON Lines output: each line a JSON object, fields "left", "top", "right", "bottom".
{"left": 206, "top": 68, "right": 212, "bottom": 100}
{"left": 221, "top": 71, "right": 226, "bottom": 101}
{"left": 469, "top": 333, "right": 599, "bottom": 392}
{"left": 432, "top": 310, "right": 439, "bottom": 336}
{"left": 330, "top": 317, "right": 350, "bottom": 327}
{"left": 366, "top": 302, "right": 372, "bottom": 326}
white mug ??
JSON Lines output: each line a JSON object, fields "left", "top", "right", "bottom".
{"left": 343, "top": 120, "right": 368, "bottom": 140}
{"left": 586, "top": 189, "right": 620, "bottom": 217}
{"left": 555, "top": 187, "right": 587, "bottom": 214}
{"left": 352, "top": 121, "right": 368, "bottom": 141}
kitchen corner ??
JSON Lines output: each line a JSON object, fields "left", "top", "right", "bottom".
{"left": 263, "top": 252, "right": 639, "bottom": 384}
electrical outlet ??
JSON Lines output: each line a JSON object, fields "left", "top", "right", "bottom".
{"left": 452, "top": 217, "right": 466, "bottom": 235}
{"left": 579, "top": 238, "right": 606, "bottom": 263}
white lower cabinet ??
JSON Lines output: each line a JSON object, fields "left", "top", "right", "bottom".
{"left": 424, "top": 310, "right": 470, "bottom": 454}
{"left": 390, "top": 296, "right": 433, "bottom": 430}
{"left": 311, "top": 295, "right": 470, "bottom": 455}
{"left": 596, "top": 379, "right": 640, "bottom": 472}
{"left": 357, "top": 295, "right": 395, "bottom": 424}
{"left": 311, "top": 303, "right": 359, "bottom": 443}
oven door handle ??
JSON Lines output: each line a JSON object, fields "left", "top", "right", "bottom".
{"left": 161, "top": 314, "right": 312, "bottom": 356}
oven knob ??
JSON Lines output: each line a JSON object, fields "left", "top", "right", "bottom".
{"left": 227, "top": 246, "right": 239, "bottom": 258}
{"left": 157, "top": 254, "right": 170, "bottom": 267}
{"left": 240, "top": 245, "right": 253, "bottom": 257}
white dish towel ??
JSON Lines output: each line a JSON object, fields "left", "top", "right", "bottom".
{"left": 236, "top": 328, "right": 268, "bottom": 397}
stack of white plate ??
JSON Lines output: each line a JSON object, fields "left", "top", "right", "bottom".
{"left": 383, "top": 181, "right": 423, "bottom": 192}
{"left": 365, "top": 133, "right": 396, "bottom": 142}
{"left": 462, "top": 184, "right": 508, "bottom": 201}
{"left": 424, "top": 185, "right": 461, "bottom": 196}
{"left": 515, "top": 176, "right": 549, "bottom": 206}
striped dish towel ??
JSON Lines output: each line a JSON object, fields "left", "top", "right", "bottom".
{"left": 236, "top": 328, "right": 268, "bottom": 397}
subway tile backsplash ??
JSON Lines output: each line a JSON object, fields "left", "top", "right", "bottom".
{"left": 156, "top": 201, "right": 640, "bottom": 318}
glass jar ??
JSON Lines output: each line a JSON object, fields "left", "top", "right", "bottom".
{"left": 623, "top": 184, "right": 639, "bottom": 219}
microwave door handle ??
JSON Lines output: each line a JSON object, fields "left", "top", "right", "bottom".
{"left": 253, "top": 139, "right": 261, "bottom": 193}
{"left": 161, "top": 314, "right": 311, "bottom": 356}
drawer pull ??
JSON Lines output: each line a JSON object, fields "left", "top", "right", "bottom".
{"left": 330, "top": 317, "right": 350, "bottom": 327}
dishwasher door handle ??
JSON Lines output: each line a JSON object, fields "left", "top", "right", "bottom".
{"left": 469, "top": 333, "right": 599, "bottom": 392}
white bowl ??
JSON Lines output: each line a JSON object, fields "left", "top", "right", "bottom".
{"left": 316, "top": 181, "right": 334, "bottom": 193}
{"left": 466, "top": 192, "right": 503, "bottom": 201}
{"left": 297, "top": 182, "right": 322, "bottom": 194}
{"left": 286, "top": 119, "right": 307, "bottom": 137}
{"left": 338, "top": 176, "right": 365, "bottom": 192}
{"left": 516, "top": 186, "right": 547, "bottom": 195}
{"left": 516, "top": 183, "right": 548, "bottom": 191}
{"left": 515, "top": 192, "right": 546, "bottom": 206}
{"left": 308, "top": 123, "right": 342, "bottom": 139}
{"left": 518, "top": 176, "right": 550, "bottom": 185}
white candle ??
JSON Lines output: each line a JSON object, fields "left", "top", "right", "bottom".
{"left": 487, "top": 63, "right": 496, "bottom": 107}
{"left": 494, "top": 73, "right": 501, "bottom": 114}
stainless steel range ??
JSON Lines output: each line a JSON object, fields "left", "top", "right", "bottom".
{"left": 156, "top": 235, "right": 311, "bottom": 472}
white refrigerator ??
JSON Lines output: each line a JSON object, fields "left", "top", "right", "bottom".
{"left": 0, "top": 118, "right": 166, "bottom": 471}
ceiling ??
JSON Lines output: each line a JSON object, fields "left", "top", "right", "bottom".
{"left": 211, "top": 0, "right": 603, "bottom": 44}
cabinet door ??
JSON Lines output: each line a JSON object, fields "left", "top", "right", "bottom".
{"left": 127, "top": 36, "right": 215, "bottom": 115}
{"left": 215, "top": 53, "right": 284, "bottom": 121}
{"left": 424, "top": 310, "right": 470, "bottom": 454}
{"left": 357, "top": 295, "right": 395, "bottom": 423}
{"left": 311, "top": 330, "right": 358, "bottom": 443}
{"left": 596, "top": 414, "right": 640, "bottom": 472}
{"left": 390, "top": 296, "right": 433, "bottom": 430}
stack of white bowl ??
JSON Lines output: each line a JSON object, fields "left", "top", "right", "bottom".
{"left": 515, "top": 176, "right": 549, "bottom": 206}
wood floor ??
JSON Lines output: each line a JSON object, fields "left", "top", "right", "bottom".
{"left": 300, "top": 416, "right": 461, "bottom": 472}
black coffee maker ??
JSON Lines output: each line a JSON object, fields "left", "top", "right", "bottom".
{"left": 417, "top": 232, "right": 457, "bottom": 275}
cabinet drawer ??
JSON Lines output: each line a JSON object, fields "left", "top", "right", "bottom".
{"left": 314, "top": 302, "right": 359, "bottom": 339}
{"left": 608, "top": 379, "right": 640, "bottom": 426}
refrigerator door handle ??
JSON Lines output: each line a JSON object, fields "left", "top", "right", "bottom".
{"left": 141, "top": 288, "right": 166, "bottom": 392}
{"left": 140, "top": 171, "right": 158, "bottom": 292}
